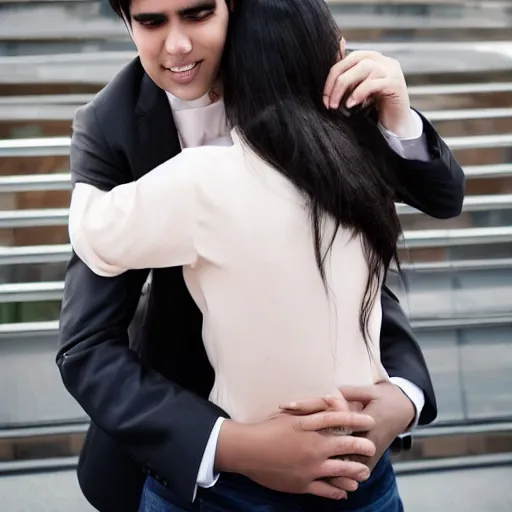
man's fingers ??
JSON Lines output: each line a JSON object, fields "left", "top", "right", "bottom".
{"left": 326, "top": 61, "right": 376, "bottom": 109}
{"left": 328, "top": 476, "right": 360, "bottom": 493}
{"left": 280, "top": 395, "right": 348, "bottom": 415}
{"left": 327, "top": 434, "right": 377, "bottom": 459}
{"left": 307, "top": 480, "right": 347, "bottom": 501}
{"left": 297, "top": 410, "right": 376, "bottom": 433}
{"left": 339, "top": 385, "right": 378, "bottom": 404}
{"left": 317, "top": 458, "right": 370, "bottom": 484}
{"left": 345, "top": 78, "right": 391, "bottom": 109}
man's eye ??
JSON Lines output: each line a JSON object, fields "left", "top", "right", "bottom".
{"left": 139, "top": 19, "right": 164, "bottom": 28}
{"left": 185, "top": 9, "right": 214, "bottom": 20}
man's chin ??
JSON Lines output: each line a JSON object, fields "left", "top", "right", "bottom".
{"left": 166, "top": 84, "right": 212, "bottom": 102}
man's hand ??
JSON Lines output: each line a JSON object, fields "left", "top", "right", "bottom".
{"left": 215, "top": 409, "right": 376, "bottom": 501}
{"left": 323, "top": 39, "right": 415, "bottom": 137}
{"left": 339, "top": 382, "right": 416, "bottom": 470}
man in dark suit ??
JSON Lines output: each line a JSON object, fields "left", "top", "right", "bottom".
{"left": 56, "top": 0, "right": 464, "bottom": 510}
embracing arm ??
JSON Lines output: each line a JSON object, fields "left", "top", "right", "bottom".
{"left": 69, "top": 148, "right": 202, "bottom": 276}
{"left": 380, "top": 108, "right": 465, "bottom": 219}
{"left": 57, "top": 103, "right": 226, "bottom": 502}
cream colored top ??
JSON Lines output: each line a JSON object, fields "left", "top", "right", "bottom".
{"left": 69, "top": 129, "right": 389, "bottom": 423}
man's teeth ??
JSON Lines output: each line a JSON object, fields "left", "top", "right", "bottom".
{"left": 170, "top": 62, "right": 198, "bottom": 73}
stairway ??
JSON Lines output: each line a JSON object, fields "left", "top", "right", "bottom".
{"left": 0, "top": 0, "right": 511, "bottom": 488}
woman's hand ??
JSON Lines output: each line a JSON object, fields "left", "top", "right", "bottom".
{"left": 323, "top": 41, "right": 416, "bottom": 137}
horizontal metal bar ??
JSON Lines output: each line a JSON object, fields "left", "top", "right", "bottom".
{"left": 0, "top": 422, "right": 89, "bottom": 440}
{"left": 416, "top": 420, "right": 512, "bottom": 439}
{"left": 1, "top": 83, "right": 511, "bottom": 110}
{"left": 397, "top": 193, "right": 512, "bottom": 215}
{"left": 0, "top": 456, "right": 79, "bottom": 476}
{"left": 1, "top": 314, "right": 511, "bottom": 341}
{"left": 0, "top": 173, "right": 71, "bottom": 192}
{"left": 0, "top": 244, "right": 71, "bottom": 265}
{"left": 3, "top": 104, "right": 512, "bottom": 124}
{"left": 0, "top": 163, "right": 509, "bottom": 195}
{"left": 425, "top": 107, "right": 512, "bottom": 122}
{"left": 2, "top": 132, "right": 512, "bottom": 158}
{"left": 463, "top": 163, "right": 512, "bottom": 179}
{"left": 0, "top": 282, "right": 63, "bottom": 303}
{"left": 0, "top": 320, "right": 59, "bottom": 339}
{"left": 1, "top": 193, "right": 509, "bottom": 228}
{"left": 400, "top": 257, "right": 512, "bottom": 272}
{"left": 445, "top": 133, "right": 512, "bottom": 150}
{"left": 394, "top": 452, "right": 512, "bottom": 476}
{"left": 408, "top": 82, "right": 512, "bottom": 97}
{"left": 0, "top": 225, "right": 510, "bottom": 266}
{"left": 0, "top": 208, "right": 68, "bottom": 228}
{"left": 411, "top": 316, "right": 512, "bottom": 331}
{"left": 0, "top": 137, "right": 71, "bottom": 158}
{"left": 401, "top": 226, "right": 512, "bottom": 248}
{"left": 0, "top": 94, "right": 93, "bottom": 106}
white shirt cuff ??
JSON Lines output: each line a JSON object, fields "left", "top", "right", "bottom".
{"left": 379, "top": 109, "right": 430, "bottom": 162}
{"left": 389, "top": 376, "right": 425, "bottom": 433}
{"left": 193, "top": 417, "right": 226, "bottom": 500}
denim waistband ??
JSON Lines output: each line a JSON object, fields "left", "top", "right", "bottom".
{"left": 147, "top": 450, "right": 397, "bottom": 511}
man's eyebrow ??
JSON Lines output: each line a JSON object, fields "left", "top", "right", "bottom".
{"left": 178, "top": 0, "right": 216, "bottom": 16}
{"left": 132, "top": 12, "right": 167, "bottom": 22}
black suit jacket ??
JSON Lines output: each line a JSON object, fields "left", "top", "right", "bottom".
{"left": 57, "top": 58, "right": 464, "bottom": 511}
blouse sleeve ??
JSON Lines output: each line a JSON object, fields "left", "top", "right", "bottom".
{"left": 69, "top": 149, "right": 203, "bottom": 277}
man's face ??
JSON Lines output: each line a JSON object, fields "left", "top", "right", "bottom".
{"left": 130, "top": 0, "right": 229, "bottom": 100}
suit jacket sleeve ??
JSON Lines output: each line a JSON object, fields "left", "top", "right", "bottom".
{"left": 57, "top": 103, "right": 226, "bottom": 502}
{"left": 387, "top": 109, "right": 465, "bottom": 219}
{"left": 377, "top": 111, "right": 463, "bottom": 425}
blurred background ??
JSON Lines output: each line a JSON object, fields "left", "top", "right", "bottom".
{"left": 0, "top": 0, "right": 511, "bottom": 510}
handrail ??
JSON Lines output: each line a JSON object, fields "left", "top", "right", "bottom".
{"left": 401, "top": 226, "right": 512, "bottom": 248}
{"left": 0, "top": 209, "right": 68, "bottom": 228}
{"left": 463, "top": 163, "right": 512, "bottom": 179}
{"left": 408, "top": 82, "right": 512, "bottom": 97}
{"left": 0, "top": 173, "right": 71, "bottom": 192}
{"left": 0, "top": 244, "right": 71, "bottom": 265}
{"left": 1, "top": 82, "right": 511, "bottom": 108}
{"left": 397, "top": 193, "right": 512, "bottom": 215}
{"left": 444, "top": 133, "right": 512, "bottom": 150}
{"left": 0, "top": 194, "right": 509, "bottom": 228}
{"left": 0, "top": 164, "right": 509, "bottom": 193}
{"left": 0, "top": 137, "right": 70, "bottom": 158}
{"left": 425, "top": 107, "right": 512, "bottom": 122}
{"left": 1, "top": 315, "right": 510, "bottom": 341}
{"left": 0, "top": 226, "right": 509, "bottom": 266}
{"left": 2, "top": 133, "right": 511, "bottom": 158}
{"left": 0, "top": 282, "right": 63, "bottom": 302}
{"left": 400, "top": 258, "right": 512, "bottom": 273}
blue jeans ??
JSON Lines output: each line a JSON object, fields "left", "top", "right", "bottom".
{"left": 139, "top": 451, "right": 403, "bottom": 512}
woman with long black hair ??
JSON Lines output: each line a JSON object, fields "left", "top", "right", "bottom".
{"left": 69, "top": 0, "right": 443, "bottom": 510}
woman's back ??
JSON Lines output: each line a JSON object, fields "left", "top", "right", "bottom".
{"left": 70, "top": 128, "right": 388, "bottom": 423}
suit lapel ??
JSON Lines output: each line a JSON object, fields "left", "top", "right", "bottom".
{"left": 134, "top": 73, "right": 182, "bottom": 180}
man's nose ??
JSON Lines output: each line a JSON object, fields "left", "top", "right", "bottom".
{"left": 164, "top": 28, "right": 192, "bottom": 56}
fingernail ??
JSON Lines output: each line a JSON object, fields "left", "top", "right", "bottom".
{"left": 346, "top": 98, "right": 356, "bottom": 109}
{"left": 330, "top": 102, "right": 338, "bottom": 110}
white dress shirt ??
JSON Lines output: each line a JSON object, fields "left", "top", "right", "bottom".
{"left": 71, "top": 91, "right": 428, "bottom": 496}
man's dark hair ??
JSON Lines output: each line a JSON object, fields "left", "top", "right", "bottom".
{"left": 109, "top": 0, "right": 130, "bottom": 20}
{"left": 222, "top": 0, "right": 403, "bottom": 346}
{"left": 108, "top": 0, "right": 231, "bottom": 22}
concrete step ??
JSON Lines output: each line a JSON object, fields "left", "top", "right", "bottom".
{"left": 1, "top": 39, "right": 512, "bottom": 94}
{"left": 0, "top": 1, "right": 510, "bottom": 57}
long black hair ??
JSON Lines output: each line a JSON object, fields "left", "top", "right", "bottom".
{"left": 222, "top": 0, "right": 403, "bottom": 345}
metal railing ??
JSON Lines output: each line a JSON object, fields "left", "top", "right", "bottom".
{"left": 2, "top": 133, "right": 511, "bottom": 158}
{"left": 0, "top": 194, "right": 507, "bottom": 228}
{"left": 0, "top": 226, "right": 509, "bottom": 266}
{"left": 0, "top": 163, "right": 508, "bottom": 194}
